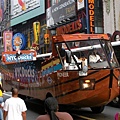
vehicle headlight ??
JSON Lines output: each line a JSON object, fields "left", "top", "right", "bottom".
{"left": 79, "top": 79, "right": 95, "bottom": 90}
{"left": 118, "top": 76, "right": 120, "bottom": 87}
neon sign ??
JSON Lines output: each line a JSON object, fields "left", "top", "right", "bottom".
{"left": 88, "top": 0, "right": 95, "bottom": 34}
{"left": 2, "top": 50, "right": 37, "bottom": 64}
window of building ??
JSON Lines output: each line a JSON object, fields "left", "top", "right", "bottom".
{"left": 94, "top": 0, "right": 103, "bottom": 33}
{"left": 50, "top": 0, "right": 61, "bottom": 6}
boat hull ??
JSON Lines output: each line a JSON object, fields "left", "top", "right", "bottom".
{"left": 2, "top": 65, "right": 120, "bottom": 108}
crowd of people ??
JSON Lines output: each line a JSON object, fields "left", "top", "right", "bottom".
{"left": 0, "top": 87, "right": 73, "bottom": 120}
{"left": 0, "top": 86, "right": 119, "bottom": 120}
{"left": 36, "top": 97, "right": 73, "bottom": 120}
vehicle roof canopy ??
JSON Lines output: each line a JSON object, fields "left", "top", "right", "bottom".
{"left": 52, "top": 34, "right": 109, "bottom": 43}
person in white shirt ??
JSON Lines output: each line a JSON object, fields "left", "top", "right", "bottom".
{"left": 3, "top": 88, "right": 27, "bottom": 120}
{"left": 89, "top": 49, "right": 102, "bottom": 63}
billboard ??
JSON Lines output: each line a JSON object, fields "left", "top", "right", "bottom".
{"left": 11, "top": 0, "right": 40, "bottom": 18}
{"left": 46, "top": 0, "right": 76, "bottom": 27}
{"left": 11, "top": 1, "right": 45, "bottom": 26}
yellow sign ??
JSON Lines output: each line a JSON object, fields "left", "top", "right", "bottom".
{"left": 33, "top": 22, "right": 40, "bottom": 44}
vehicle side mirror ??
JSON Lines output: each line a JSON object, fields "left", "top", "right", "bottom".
{"left": 66, "top": 51, "right": 71, "bottom": 63}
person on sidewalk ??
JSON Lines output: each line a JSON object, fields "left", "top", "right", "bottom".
{"left": 3, "top": 88, "right": 27, "bottom": 120}
{"left": 36, "top": 97, "right": 73, "bottom": 120}
{"left": 115, "top": 112, "right": 120, "bottom": 120}
{"left": 0, "top": 84, "right": 4, "bottom": 120}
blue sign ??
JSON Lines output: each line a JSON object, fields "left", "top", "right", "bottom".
{"left": 12, "top": 33, "right": 27, "bottom": 50}
{"left": 5, "top": 53, "right": 34, "bottom": 63}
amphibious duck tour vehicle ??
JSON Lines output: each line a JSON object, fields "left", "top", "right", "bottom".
{"left": 1, "top": 34, "right": 120, "bottom": 113}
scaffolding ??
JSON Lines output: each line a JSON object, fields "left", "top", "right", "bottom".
{"left": 0, "top": 0, "right": 11, "bottom": 54}
{"left": 0, "top": 0, "right": 11, "bottom": 33}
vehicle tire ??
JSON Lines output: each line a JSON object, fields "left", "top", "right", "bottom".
{"left": 109, "top": 96, "right": 120, "bottom": 108}
{"left": 90, "top": 106, "right": 105, "bottom": 113}
{"left": 18, "top": 94, "right": 26, "bottom": 100}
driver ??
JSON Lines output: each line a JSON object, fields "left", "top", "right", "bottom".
{"left": 58, "top": 43, "right": 66, "bottom": 58}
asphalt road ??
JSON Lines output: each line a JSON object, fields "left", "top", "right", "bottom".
{"left": 26, "top": 105, "right": 119, "bottom": 120}
{"left": 3, "top": 92, "right": 119, "bottom": 120}
{"left": 27, "top": 110, "right": 39, "bottom": 120}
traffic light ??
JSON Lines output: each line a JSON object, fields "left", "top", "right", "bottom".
{"left": 44, "top": 34, "right": 50, "bottom": 44}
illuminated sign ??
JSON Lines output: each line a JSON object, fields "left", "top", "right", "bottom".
{"left": 56, "top": 20, "right": 82, "bottom": 35}
{"left": 12, "top": 33, "right": 27, "bottom": 51}
{"left": 88, "top": 0, "right": 95, "bottom": 34}
{"left": 2, "top": 50, "right": 37, "bottom": 64}
{"left": 3, "top": 31, "right": 13, "bottom": 52}
{"left": 14, "top": 62, "right": 38, "bottom": 83}
{"left": 33, "top": 22, "right": 40, "bottom": 45}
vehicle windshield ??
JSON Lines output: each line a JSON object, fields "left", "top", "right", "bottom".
{"left": 55, "top": 39, "right": 119, "bottom": 70}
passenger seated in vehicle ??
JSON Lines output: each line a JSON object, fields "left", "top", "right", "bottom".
{"left": 88, "top": 49, "right": 102, "bottom": 63}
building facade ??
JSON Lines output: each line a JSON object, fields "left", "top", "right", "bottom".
{"left": 103, "top": 0, "right": 120, "bottom": 35}
{"left": 1, "top": 0, "right": 118, "bottom": 55}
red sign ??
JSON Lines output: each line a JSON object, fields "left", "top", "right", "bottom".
{"left": 2, "top": 50, "right": 37, "bottom": 64}
{"left": 56, "top": 20, "right": 82, "bottom": 35}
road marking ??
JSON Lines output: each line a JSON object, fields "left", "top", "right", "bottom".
{"left": 72, "top": 114, "right": 96, "bottom": 120}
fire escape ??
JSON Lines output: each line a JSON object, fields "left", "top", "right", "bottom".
{"left": 0, "top": 0, "right": 11, "bottom": 33}
{"left": 0, "top": 0, "right": 11, "bottom": 54}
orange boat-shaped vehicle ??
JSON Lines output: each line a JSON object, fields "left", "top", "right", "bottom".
{"left": 1, "top": 34, "right": 120, "bottom": 113}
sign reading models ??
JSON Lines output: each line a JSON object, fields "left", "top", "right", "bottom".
{"left": 46, "top": 0, "right": 76, "bottom": 27}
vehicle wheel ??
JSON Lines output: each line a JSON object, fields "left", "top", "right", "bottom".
{"left": 90, "top": 106, "right": 105, "bottom": 113}
{"left": 109, "top": 96, "right": 120, "bottom": 107}
{"left": 18, "top": 94, "right": 26, "bottom": 100}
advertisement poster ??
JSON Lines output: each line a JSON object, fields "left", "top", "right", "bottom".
{"left": 11, "top": 0, "right": 40, "bottom": 18}
{"left": 12, "top": 33, "right": 27, "bottom": 51}
{"left": 46, "top": 0, "right": 76, "bottom": 27}
{"left": 77, "top": 0, "right": 85, "bottom": 10}
{"left": 3, "top": 31, "right": 13, "bottom": 52}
